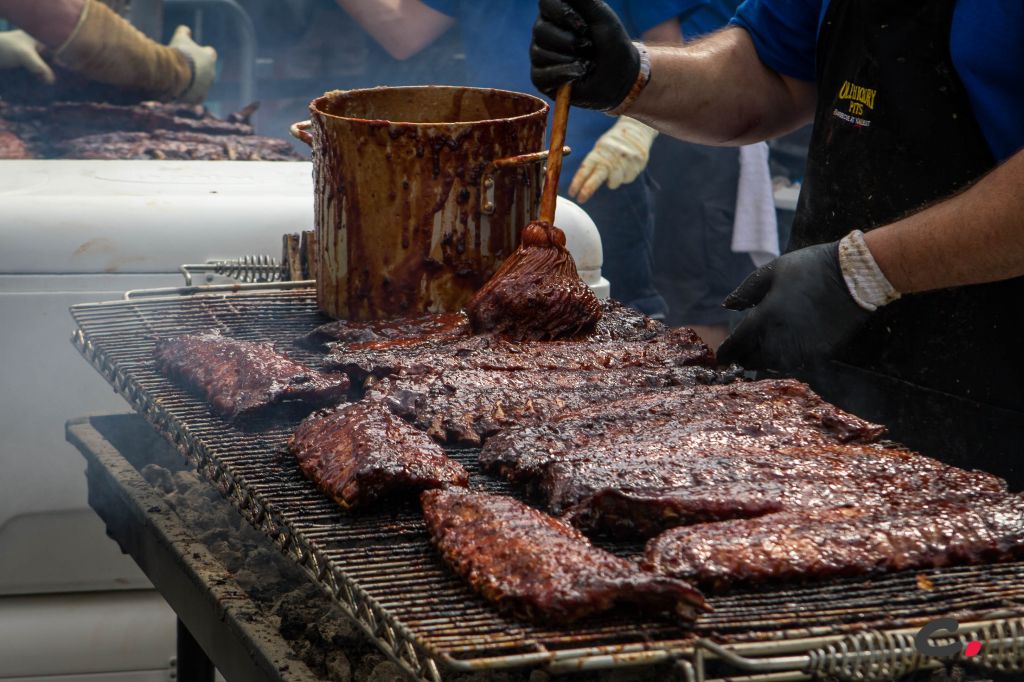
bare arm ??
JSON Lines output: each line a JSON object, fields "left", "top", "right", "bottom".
{"left": 625, "top": 27, "right": 816, "bottom": 146}
{"left": 864, "top": 149, "right": 1024, "bottom": 293}
{"left": 334, "top": 0, "right": 454, "bottom": 60}
{"left": 0, "top": 0, "right": 84, "bottom": 47}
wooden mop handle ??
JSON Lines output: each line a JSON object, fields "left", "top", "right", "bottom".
{"left": 539, "top": 82, "right": 572, "bottom": 224}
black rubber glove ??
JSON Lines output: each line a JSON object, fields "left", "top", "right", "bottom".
{"left": 717, "top": 241, "right": 871, "bottom": 372}
{"left": 530, "top": 0, "right": 640, "bottom": 111}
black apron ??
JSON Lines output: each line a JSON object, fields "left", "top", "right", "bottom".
{"left": 787, "top": 0, "right": 1024, "bottom": 482}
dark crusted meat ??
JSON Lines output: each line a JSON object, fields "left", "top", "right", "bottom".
{"left": 372, "top": 365, "right": 724, "bottom": 446}
{"left": 57, "top": 131, "right": 303, "bottom": 161}
{"left": 421, "top": 488, "right": 707, "bottom": 623}
{"left": 153, "top": 332, "right": 349, "bottom": 419}
{"left": 299, "top": 311, "right": 469, "bottom": 351}
{"left": 289, "top": 401, "right": 468, "bottom": 510}
{"left": 324, "top": 327, "right": 713, "bottom": 382}
{"left": 645, "top": 495, "right": 1024, "bottom": 590}
{"left": 299, "top": 299, "right": 661, "bottom": 352}
{"left": 1, "top": 100, "right": 301, "bottom": 160}
{"left": 480, "top": 379, "right": 886, "bottom": 482}
{"left": 465, "top": 222, "right": 602, "bottom": 341}
{"left": 554, "top": 442, "right": 1007, "bottom": 538}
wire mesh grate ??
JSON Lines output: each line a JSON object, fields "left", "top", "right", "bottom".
{"left": 70, "top": 286, "right": 1024, "bottom": 680}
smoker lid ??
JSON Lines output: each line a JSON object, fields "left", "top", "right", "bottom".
{"left": 0, "top": 160, "right": 313, "bottom": 274}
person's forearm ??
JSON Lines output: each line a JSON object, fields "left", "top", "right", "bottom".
{"left": 624, "top": 27, "right": 815, "bottom": 146}
{"left": 865, "top": 149, "right": 1024, "bottom": 293}
{"left": 334, "top": 0, "right": 453, "bottom": 61}
{"left": 0, "top": 0, "right": 84, "bottom": 47}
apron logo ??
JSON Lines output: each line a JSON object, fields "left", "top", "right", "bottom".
{"left": 833, "top": 80, "right": 877, "bottom": 127}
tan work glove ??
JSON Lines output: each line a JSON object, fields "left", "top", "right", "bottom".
{"left": 0, "top": 30, "right": 55, "bottom": 84}
{"left": 54, "top": 0, "right": 217, "bottom": 103}
{"left": 569, "top": 116, "right": 658, "bottom": 204}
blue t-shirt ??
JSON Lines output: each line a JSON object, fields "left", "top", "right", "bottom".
{"left": 421, "top": 0, "right": 707, "bottom": 181}
{"left": 730, "top": 0, "right": 1024, "bottom": 162}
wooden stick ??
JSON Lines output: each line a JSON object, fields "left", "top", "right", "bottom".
{"left": 539, "top": 82, "right": 572, "bottom": 224}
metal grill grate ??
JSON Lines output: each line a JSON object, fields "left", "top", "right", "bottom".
{"left": 70, "top": 286, "right": 1024, "bottom": 681}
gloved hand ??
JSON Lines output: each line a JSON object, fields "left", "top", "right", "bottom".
{"left": 531, "top": 0, "right": 640, "bottom": 110}
{"left": 0, "top": 30, "right": 55, "bottom": 84}
{"left": 168, "top": 26, "right": 217, "bottom": 104}
{"left": 55, "top": 0, "right": 217, "bottom": 103}
{"left": 716, "top": 241, "right": 872, "bottom": 371}
{"left": 569, "top": 116, "right": 657, "bottom": 203}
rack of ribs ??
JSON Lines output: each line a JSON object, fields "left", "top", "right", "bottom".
{"left": 299, "top": 300, "right": 664, "bottom": 352}
{"left": 645, "top": 495, "right": 1024, "bottom": 590}
{"left": 289, "top": 401, "right": 468, "bottom": 510}
{"left": 551, "top": 441, "right": 1008, "bottom": 538}
{"left": 323, "top": 327, "right": 714, "bottom": 383}
{"left": 479, "top": 379, "right": 886, "bottom": 483}
{"left": 153, "top": 332, "right": 349, "bottom": 419}
{"left": 372, "top": 365, "right": 726, "bottom": 446}
{"left": 421, "top": 488, "right": 707, "bottom": 623}
{"left": 297, "top": 311, "right": 470, "bottom": 351}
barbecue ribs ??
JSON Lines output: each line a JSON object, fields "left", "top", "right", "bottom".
{"left": 300, "top": 300, "right": 664, "bottom": 351}
{"left": 0, "top": 100, "right": 302, "bottom": 160}
{"left": 58, "top": 131, "right": 301, "bottom": 161}
{"left": 373, "top": 365, "right": 724, "bottom": 445}
{"left": 479, "top": 379, "right": 886, "bottom": 482}
{"left": 553, "top": 442, "right": 1008, "bottom": 538}
{"left": 421, "top": 488, "right": 707, "bottom": 623}
{"left": 153, "top": 332, "right": 349, "bottom": 418}
{"left": 299, "top": 311, "right": 469, "bottom": 351}
{"left": 645, "top": 495, "right": 1024, "bottom": 590}
{"left": 324, "top": 327, "right": 713, "bottom": 382}
{"left": 289, "top": 401, "right": 468, "bottom": 509}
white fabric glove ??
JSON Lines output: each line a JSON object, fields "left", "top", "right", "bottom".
{"left": 569, "top": 116, "right": 658, "bottom": 204}
{"left": 0, "top": 30, "right": 55, "bottom": 84}
{"left": 169, "top": 26, "right": 217, "bottom": 104}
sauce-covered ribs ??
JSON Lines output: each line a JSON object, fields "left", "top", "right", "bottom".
{"left": 289, "top": 401, "right": 468, "bottom": 510}
{"left": 480, "top": 379, "right": 886, "bottom": 483}
{"left": 645, "top": 495, "right": 1024, "bottom": 590}
{"left": 324, "top": 327, "right": 713, "bottom": 382}
{"left": 153, "top": 332, "right": 348, "bottom": 419}
{"left": 421, "top": 488, "right": 707, "bottom": 623}
{"left": 373, "top": 365, "right": 724, "bottom": 446}
{"left": 553, "top": 442, "right": 1007, "bottom": 538}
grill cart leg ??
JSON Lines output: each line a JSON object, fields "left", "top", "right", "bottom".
{"left": 177, "top": 618, "right": 215, "bottom": 682}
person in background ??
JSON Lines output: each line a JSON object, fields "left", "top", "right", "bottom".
{"left": 333, "top": 0, "right": 700, "bottom": 319}
{"left": 0, "top": 0, "right": 217, "bottom": 103}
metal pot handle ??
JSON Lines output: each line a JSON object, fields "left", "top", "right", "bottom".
{"left": 289, "top": 120, "right": 313, "bottom": 146}
{"left": 480, "top": 146, "right": 570, "bottom": 215}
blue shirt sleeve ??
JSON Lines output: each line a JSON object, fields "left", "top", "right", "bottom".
{"left": 729, "top": 0, "right": 822, "bottom": 82}
{"left": 624, "top": 0, "right": 705, "bottom": 35}
{"left": 419, "top": 0, "right": 456, "bottom": 17}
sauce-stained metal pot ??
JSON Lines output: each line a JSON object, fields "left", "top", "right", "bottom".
{"left": 291, "top": 86, "right": 553, "bottom": 321}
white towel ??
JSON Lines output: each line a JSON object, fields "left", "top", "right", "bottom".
{"left": 731, "top": 142, "right": 779, "bottom": 268}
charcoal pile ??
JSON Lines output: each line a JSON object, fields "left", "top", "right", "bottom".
{"left": 0, "top": 99, "right": 302, "bottom": 160}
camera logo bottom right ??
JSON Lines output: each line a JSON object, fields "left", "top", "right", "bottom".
{"left": 914, "top": 618, "right": 983, "bottom": 658}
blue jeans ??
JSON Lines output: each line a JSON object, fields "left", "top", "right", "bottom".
{"left": 575, "top": 174, "right": 668, "bottom": 318}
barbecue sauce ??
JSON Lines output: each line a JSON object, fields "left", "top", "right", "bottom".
{"left": 465, "top": 221, "right": 602, "bottom": 341}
